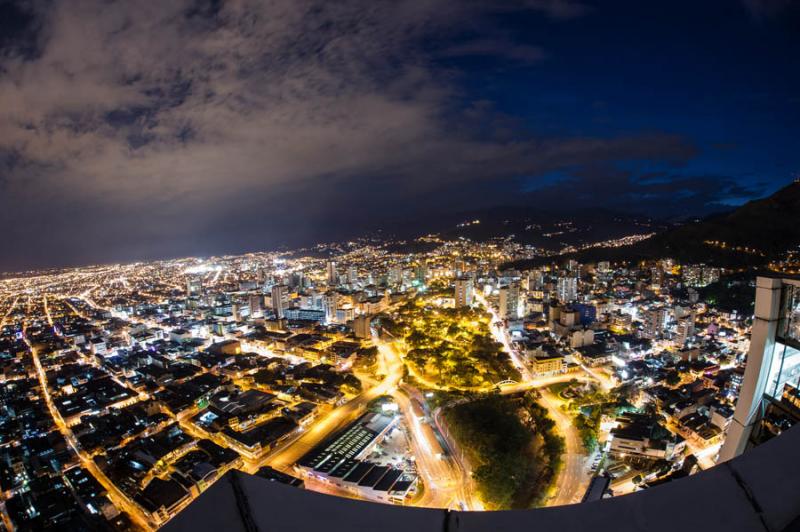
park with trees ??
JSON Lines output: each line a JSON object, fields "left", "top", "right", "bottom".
{"left": 380, "top": 296, "right": 520, "bottom": 389}
{"left": 444, "top": 393, "right": 564, "bottom": 509}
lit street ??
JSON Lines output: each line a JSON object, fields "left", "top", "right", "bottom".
{"left": 1, "top": 3, "right": 797, "bottom": 530}
{"left": 23, "top": 322, "right": 156, "bottom": 531}
{"left": 262, "top": 331, "right": 405, "bottom": 475}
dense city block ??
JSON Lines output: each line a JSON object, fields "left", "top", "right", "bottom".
{"left": 0, "top": 232, "right": 781, "bottom": 531}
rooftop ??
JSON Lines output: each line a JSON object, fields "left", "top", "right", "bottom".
{"left": 164, "top": 421, "right": 800, "bottom": 532}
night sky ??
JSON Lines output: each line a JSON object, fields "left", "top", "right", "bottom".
{"left": 1, "top": 0, "right": 798, "bottom": 270}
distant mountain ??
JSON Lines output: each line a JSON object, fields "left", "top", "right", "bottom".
{"left": 381, "top": 205, "right": 666, "bottom": 251}
{"left": 508, "top": 180, "right": 800, "bottom": 268}
{"left": 635, "top": 180, "right": 800, "bottom": 264}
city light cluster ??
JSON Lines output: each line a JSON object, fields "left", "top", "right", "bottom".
{"left": 0, "top": 235, "right": 756, "bottom": 530}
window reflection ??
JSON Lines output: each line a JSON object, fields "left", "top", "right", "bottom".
{"left": 778, "top": 284, "right": 800, "bottom": 346}
{"left": 767, "top": 342, "right": 800, "bottom": 399}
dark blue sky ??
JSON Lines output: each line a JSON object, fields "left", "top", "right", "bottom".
{"left": 435, "top": 0, "right": 799, "bottom": 205}
{"left": 0, "top": 0, "right": 798, "bottom": 270}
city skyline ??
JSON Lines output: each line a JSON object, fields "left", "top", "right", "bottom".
{"left": 1, "top": 0, "right": 799, "bottom": 270}
{"left": 3, "top": 229, "right": 796, "bottom": 530}
{"left": 2, "top": 3, "right": 800, "bottom": 530}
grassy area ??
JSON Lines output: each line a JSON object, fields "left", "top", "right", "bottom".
{"left": 443, "top": 394, "right": 564, "bottom": 510}
{"left": 547, "top": 381, "right": 572, "bottom": 398}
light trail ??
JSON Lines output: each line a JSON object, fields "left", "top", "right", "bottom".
{"left": 0, "top": 295, "right": 19, "bottom": 329}
{"left": 43, "top": 295, "right": 54, "bottom": 327}
{"left": 259, "top": 330, "right": 405, "bottom": 474}
{"left": 473, "top": 291, "right": 532, "bottom": 381}
{"left": 474, "top": 290, "right": 592, "bottom": 506}
{"left": 377, "top": 337, "right": 475, "bottom": 509}
{"left": 538, "top": 387, "right": 591, "bottom": 506}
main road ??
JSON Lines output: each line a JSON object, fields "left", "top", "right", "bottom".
{"left": 266, "top": 329, "right": 479, "bottom": 511}
{"left": 263, "top": 330, "right": 406, "bottom": 473}
{"left": 0, "top": 296, "right": 20, "bottom": 532}
{"left": 23, "top": 322, "right": 155, "bottom": 531}
{"left": 0, "top": 296, "right": 19, "bottom": 329}
{"left": 376, "top": 322, "right": 595, "bottom": 509}
{"left": 538, "top": 387, "right": 591, "bottom": 506}
{"left": 473, "top": 289, "right": 592, "bottom": 506}
{"left": 473, "top": 291, "right": 533, "bottom": 382}
{"left": 376, "top": 337, "right": 481, "bottom": 510}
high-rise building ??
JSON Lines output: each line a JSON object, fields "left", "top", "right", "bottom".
{"left": 672, "top": 306, "right": 696, "bottom": 346}
{"left": 683, "top": 264, "right": 720, "bottom": 288}
{"left": 688, "top": 287, "right": 699, "bottom": 304}
{"left": 271, "top": 285, "right": 289, "bottom": 319}
{"left": 453, "top": 259, "right": 466, "bottom": 277}
{"left": 683, "top": 264, "right": 703, "bottom": 287}
{"left": 702, "top": 266, "right": 721, "bottom": 286}
{"left": 454, "top": 277, "right": 473, "bottom": 308}
{"left": 559, "top": 307, "right": 579, "bottom": 327}
{"left": 249, "top": 294, "right": 263, "bottom": 316}
{"left": 302, "top": 291, "right": 325, "bottom": 311}
{"left": 347, "top": 266, "right": 358, "bottom": 285}
{"left": 643, "top": 307, "right": 668, "bottom": 340}
{"left": 548, "top": 302, "right": 562, "bottom": 325}
{"left": 414, "top": 264, "right": 428, "bottom": 285}
{"left": 336, "top": 307, "right": 355, "bottom": 324}
{"left": 290, "top": 271, "right": 305, "bottom": 290}
{"left": 529, "top": 269, "right": 545, "bottom": 290}
{"left": 567, "top": 260, "right": 580, "bottom": 273}
{"left": 353, "top": 315, "right": 371, "bottom": 339}
{"left": 388, "top": 266, "right": 402, "bottom": 287}
{"left": 499, "top": 283, "right": 520, "bottom": 320}
{"left": 675, "top": 316, "right": 695, "bottom": 346}
{"left": 651, "top": 266, "right": 665, "bottom": 287}
{"left": 327, "top": 260, "right": 338, "bottom": 286}
{"left": 557, "top": 276, "right": 578, "bottom": 304}
{"left": 324, "top": 292, "right": 339, "bottom": 323}
{"left": 186, "top": 276, "right": 202, "bottom": 296}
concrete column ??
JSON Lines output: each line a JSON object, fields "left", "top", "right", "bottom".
{"left": 718, "top": 276, "right": 783, "bottom": 462}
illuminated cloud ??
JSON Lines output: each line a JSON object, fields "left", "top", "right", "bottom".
{"left": 0, "top": 0, "right": 785, "bottom": 269}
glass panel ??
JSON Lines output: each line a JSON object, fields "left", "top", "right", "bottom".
{"left": 766, "top": 342, "right": 785, "bottom": 399}
{"left": 778, "top": 344, "right": 800, "bottom": 394}
{"left": 778, "top": 285, "right": 800, "bottom": 345}
{"left": 766, "top": 342, "right": 800, "bottom": 399}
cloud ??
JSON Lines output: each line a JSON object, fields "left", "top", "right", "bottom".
{"left": 0, "top": 0, "right": 698, "bottom": 269}
{"left": 517, "top": 0, "right": 591, "bottom": 19}
{"left": 437, "top": 39, "right": 546, "bottom": 64}
{"left": 521, "top": 165, "right": 765, "bottom": 219}
{"left": 740, "top": 0, "right": 797, "bottom": 20}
